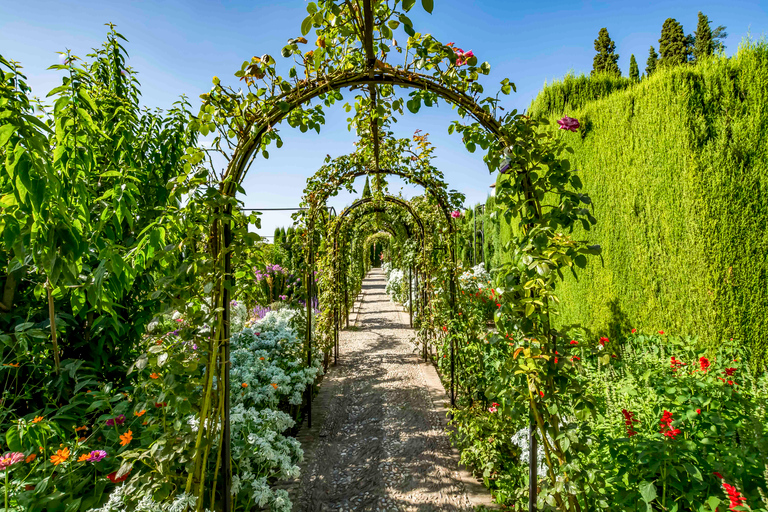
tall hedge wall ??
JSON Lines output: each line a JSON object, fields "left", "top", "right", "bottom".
{"left": 513, "top": 41, "right": 768, "bottom": 365}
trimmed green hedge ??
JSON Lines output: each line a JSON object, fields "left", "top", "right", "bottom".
{"left": 511, "top": 41, "right": 768, "bottom": 365}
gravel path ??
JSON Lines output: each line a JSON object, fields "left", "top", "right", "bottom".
{"left": 292, "top": 268, "right": 483, "bottom": 512}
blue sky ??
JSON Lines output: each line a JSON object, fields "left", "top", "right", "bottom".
{"left": 2, "top": 0, "right": 766, "bottom": 237}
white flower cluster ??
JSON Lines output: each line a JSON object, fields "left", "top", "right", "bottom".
{"left": 87, "top": 489, "right": 199, "bottom": 512}
{"left": 385, "top": 268, "right": 406, "bottom": 304}
{"left": 459, "top": 262, "right": 491, "bottom": 292}
{"left": 226, "top": 308, "right": 322, "bottom": 510}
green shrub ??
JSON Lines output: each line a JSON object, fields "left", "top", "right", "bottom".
{"left": 517, "top": 40, "right": 768, "bottom": 365}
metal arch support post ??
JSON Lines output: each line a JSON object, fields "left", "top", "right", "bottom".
{"left": 529, "top": 414, "right": 538, "bottom": 511}
{"left": 408, "top": 266, "right": 413, "bottom": 328}
{"left": 449, "top": 244, "right": 458, "bottom": 408}
{"left": 222, "top": 206, "right": 233, "bottom": 512}
{"left": 306, "top": 214, "right": 314, "bottom": 429}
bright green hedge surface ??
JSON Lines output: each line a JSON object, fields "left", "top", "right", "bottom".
{"left": 505, "top": 41, "right": 768, "bottom": 365}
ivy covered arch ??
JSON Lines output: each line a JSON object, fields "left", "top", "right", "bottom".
{"left": 184, "top": 1, "right": 599, "bottom": 510}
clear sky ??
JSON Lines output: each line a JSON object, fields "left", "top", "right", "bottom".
{"left": 2, "top": 0, "right": 766, "bottom": 237}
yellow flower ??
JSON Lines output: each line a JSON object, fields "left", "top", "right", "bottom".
{"left": 50, "top": 447, "right": 70, "bottom": 466}
{"left": 119, "top": 430, "right": 133, "bottom": 447}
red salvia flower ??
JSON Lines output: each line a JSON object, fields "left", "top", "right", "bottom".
{"left": 621, "top": 409, "right": 640, "bottom": 437}
{"left": 699, "top": 356, "right": 710, "bottom": 371}
{"left": 725, "top": 367, "right": 737, "bottom": 376}
{"left": 599, "top": 337, "right": 609, "bottom": 347}
{"left": 670, "top": 356, "right": 686, "bottom": 371}
{"left": 722, "top": 482, "right": 748, "bottom": 511}
{"left": 659, "top": 410, "right": 681, "bottom": 439}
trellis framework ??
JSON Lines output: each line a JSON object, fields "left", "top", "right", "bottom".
{"left": 184, "top": 1, "right": 599, "bottom": 511}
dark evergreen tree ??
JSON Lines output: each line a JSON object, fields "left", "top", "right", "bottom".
{"left": 362, "top": 175, "right": 372, "bottom": 198}
{"left": 646, "top": 45, "right": 659, "bottom": 76}
{"left": 712, "top": 24, "right": 728, "bottom": 53}
{"left": 659, "top": 18, "right": 690, "bottom": 66}
{"left": 629, "top": 54, "right": 640, "bottom": 81}
{"left": 694, "top": 12, "right": 713, "bottom": 61}
{"left": 592, "top": 27, "right": 621, "bottom": 76}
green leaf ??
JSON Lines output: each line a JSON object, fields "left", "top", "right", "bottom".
{"left": 421, "top": 0, "right": 434, "bottom": 13}
{"left": 707, "top": 497, "right": 721, "bottom": 511}
{"left": 301, "top": 16, "right": 313, "bottom": 36}
{"left": 5, "top": 425, "right": 21, "bottom": 452}
{"left": 402, "top": 0, "right": 416, "bottom": 11}
{"left": 683, "top": 463, "right": 702, "bottom": 481}
{"left": 639, "top": 480, "right": 657, "bottom": 504}
{"left": 0, "top": 124, "right": 16, "bottom": 147}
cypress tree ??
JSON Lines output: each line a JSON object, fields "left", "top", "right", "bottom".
{"left": 659, "top": 18, "right": 690, "bottom": 67}
{"left": 693, "top": 12, "right": 713, "bottom": 61}
{"left": 646, "top": 46, "right": 659, "bottom": 76}
{"left": 712, "top": 24, "right": 728, "bottom": 53}
{"left": 592, "top": 27, "right": 621, "bottom": 76}
{"left": 629, "top": 54, "right": 640, "bottom": 81}
{"left": 362, "top": 175, "right": 372, "bottom": 198}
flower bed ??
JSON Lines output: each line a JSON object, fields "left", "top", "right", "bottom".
{"left": 0, "top": 308, "right": 320, "bottom": 512}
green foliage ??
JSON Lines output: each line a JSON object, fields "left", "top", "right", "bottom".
{"left": 646, "top": 45, "right": 659, "bottom": 76}
{"left": 526, "top": 41, "right": 768, "bottom": 366}
{"left": 592, "top": 27, "right": 621, "bottom": 77}
{"left": 0, "top": 29, "right": 198, "bottom": 409}
{"left": 629, "top": 54, "right": 640, "bottom": 81}
{"left": 659, "top": 18, "right": 691, "bottom": 67}
{"left": 528, "top": 72, "right": 632, "bottom": 118}
{"left": 694, "top": 12, "right": 714, "bottom": 61}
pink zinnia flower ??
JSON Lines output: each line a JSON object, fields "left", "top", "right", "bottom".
{"left": 557, "top": 116, "right": 580, "bottom": 132}
{"left": 0, "top": 452, "right": 24, "bottom": 470}
{"left": 451, "top": 210, "right": 462, "bottom": 219}
{"left": 87, "top": 450, "right": 107, "bottom": 463}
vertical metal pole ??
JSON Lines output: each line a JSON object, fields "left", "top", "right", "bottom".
{"left": 306, "top": 216, "right": 313, "bottom": 428}
{"left": 222, "top": 207, "right": 233, "bottom": 512}
{"left": 529, "top": 414, "right": 538, "bottom": 511}
{"left": 473, "top": 208, "right": 477, "bottom": 266}
{"left": 408, "top": 266, "right": 413, "bottom": 328}
{"left": 344, "top": 254, "right": 349, "bottom": 328}
{"left": 449, "top": 248, "right": 457, "bottom": 407}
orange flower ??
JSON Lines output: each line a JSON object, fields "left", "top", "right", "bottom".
{"left": 259, "top": 357, "right": 265, "bottom": 361}
{"left": 78, "top": 437, "right": 86, "bottom": 443}
{"left": 74, "top": 425, "right": 88, "bottom": 432}
{"left": 50, "top": 447, "right": 70, "bottom": 466}
{"left": 78, "top": 453, "right": 90, "bottom": 462}
{"left": 271, "top": 383, "right": 278, "bottom": 390}
{"left": 32, "top": 416, "right": 43, "bottom": 423}
{"left": 142, "top": 420, "right": 148, "bottom": 425}
{"left": 241, "top": 383, "right": 248, "bottom": 388}
{"left": 119, "top": 430, "right": 133, "bottom": 447}
{"left": 134, "top": 410, "right": 146, "bottom": 417}
{"left": 149, "top": 373, "right": 160, "bottom": 379}
{"left": 3, "top": 363, "right": 19, "bottom": 367}
{"left": 25, "top": 453, "right": 36, "bottom": 463}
